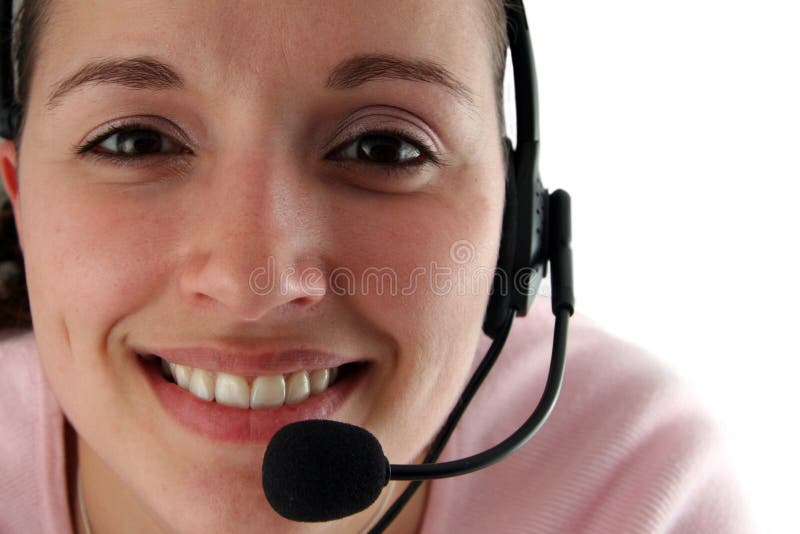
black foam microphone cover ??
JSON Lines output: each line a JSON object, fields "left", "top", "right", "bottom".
{"left": 262, "top": 419, "right": 390, "bottom": 522}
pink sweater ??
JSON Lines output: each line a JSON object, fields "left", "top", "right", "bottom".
{"left": 0, "top": 298, "right": 755, "bottom": 533}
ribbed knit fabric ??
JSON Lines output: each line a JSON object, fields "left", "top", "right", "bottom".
{"left": 0, "top": 297, "right": 754, "bottom": 533}
{"left": 0, "top": 327, "right": 70, "bottom": 534}
{"left": 418, "top": 298, "right": 755, "bottom": 533}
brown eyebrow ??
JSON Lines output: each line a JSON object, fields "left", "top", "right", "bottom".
{"left": 324, "top": 53, "right": 478, "bottom": 113}
{"left": 45, "top": 56, "right": 184, "bottom": 111}
{"left": 45, "top": 53, "right": 478, "bottom": 114}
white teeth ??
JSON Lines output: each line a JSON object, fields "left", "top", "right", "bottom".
{"left": 251, "top": 375, "right": 286, "bottom": 409}
{"left": 157, "top": 357, "right": 340, "bottom": 409}
{"left": 172, "top": 363, "right": 192, "bottom": 389}
{"left": 309, "top": 368, "right": 330, "bottom": 395}
{"left": 188, "top": 369, "right": 215, "bottom": 401}
{"left": 215, "top": 373, "right": 250, "bottom": 409}
{"left": 285, "top": 370, "right": 310, "bottom": 405}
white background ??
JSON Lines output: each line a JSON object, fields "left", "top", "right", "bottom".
{"left": 509, "top": 1, "right": 799, "bottom": 532}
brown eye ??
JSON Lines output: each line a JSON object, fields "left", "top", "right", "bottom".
{"left": 329, "top": 130, "right": 439, "bottom": 172}
{"left": 354, "top": 133, "right": 424, "bottom": 165}
{"left": 94, "top": 128, "right": 182, "bottom": 157}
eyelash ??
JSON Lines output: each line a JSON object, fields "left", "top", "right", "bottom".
{"left": 72, "top": 121, "right": 444, "bottom": 177}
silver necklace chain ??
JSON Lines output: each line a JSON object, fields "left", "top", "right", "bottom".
{"left": 77, "top": 470, "right": 92, "bottom": 534}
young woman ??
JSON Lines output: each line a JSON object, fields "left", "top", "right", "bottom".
{"left": 0, "top": 1, "right": 754, "bottom": 532}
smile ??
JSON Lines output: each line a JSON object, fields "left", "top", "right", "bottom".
{"left": 135, "top": 353, "right": 365, "bottom": 443}
{"left": 153, "top": 354, "right": 339, "bottom": 409}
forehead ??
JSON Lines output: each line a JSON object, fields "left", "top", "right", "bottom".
{"left": 34, "top": 0, "right": 493, "bottom": 111}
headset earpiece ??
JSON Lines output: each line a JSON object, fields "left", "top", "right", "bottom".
{"left": 481, "top": 134, "right": 548, "bottom": 340}
{"left": 482, "top": 137, "right": 518, "bottom": 338}
{"left": 0, "top": 102, "right": 20, "bottom": 140}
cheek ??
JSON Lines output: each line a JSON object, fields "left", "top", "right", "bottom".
{"left": 21, "top": 188, "right": 165, "bottom": 333}
{"left": 337, "top": 187, "right": 503, "bottom": 452}
{"left": 339, "top": 193, "right": 499, "bottom": 331}
{"left": 19, "top": 177, "right": 178, "bottom": 414}
{"left": 16, "top": 180, "right": 171, "bottom": 441}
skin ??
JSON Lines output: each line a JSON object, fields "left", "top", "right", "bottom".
{"left": 0, "top": 1, "right": 506, "bottom": 532}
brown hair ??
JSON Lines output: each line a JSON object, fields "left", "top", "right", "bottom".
{"left": 0, "top": 0, "right": 50, "bottom": 330}
{"left": 0, "top": 0, "right": 511, "bottom": 331}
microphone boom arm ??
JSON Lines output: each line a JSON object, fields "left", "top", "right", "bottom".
{"left": 388, "top": 306, "right": 569, "bottom": 481}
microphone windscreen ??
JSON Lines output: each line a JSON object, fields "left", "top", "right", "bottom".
{"left": 262, "top": 419, "right": 390, "bottom": 522}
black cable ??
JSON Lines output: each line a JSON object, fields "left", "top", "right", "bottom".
{"left": 0, "top": 0, "right": 15, "bottom": 140}
{"left": 0, "top": 0, "right": 12, "bottom": 106}
{"left": 389, "top": 307, "right": 569, "bottom": 480}
{"left": 368, "top": 304, "right": 570, "bottom": 531}
{"left": 368, "top": 305, "right": 516, "bottom": 533}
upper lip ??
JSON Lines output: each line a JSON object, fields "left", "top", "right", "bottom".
{"left": 131, "top": 344, "right": 359, "bottom": 376}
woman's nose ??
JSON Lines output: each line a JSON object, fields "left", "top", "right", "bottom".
{"left": 177, "top": 156, "right": 327, "bottom": 322}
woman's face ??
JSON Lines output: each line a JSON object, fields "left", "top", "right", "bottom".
{"left": 1, "top": 0, "right": 505, "bottom": 531}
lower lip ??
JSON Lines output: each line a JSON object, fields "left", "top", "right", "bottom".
{"left": 137, "top": 355, "right": 361, "bottom": 444}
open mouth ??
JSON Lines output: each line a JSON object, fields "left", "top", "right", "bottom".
{"left": 136, "top": 353, "right": 368, "bottom": 443}
{"left": 144, "top": 353, "right": 346, "bottom": 409}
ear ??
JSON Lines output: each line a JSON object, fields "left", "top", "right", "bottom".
{"left": 0, "top": 138, "right": 19, "bottom": 202}
{"left": 0, "top": 138, "right": 23, "bottom": 252}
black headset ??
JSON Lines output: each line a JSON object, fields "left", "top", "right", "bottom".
{"left": 0, "top": 1, "right": 575, "bottom": 531}
{"left": 0, "top": 0, "right": 17, "bottom": 140}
